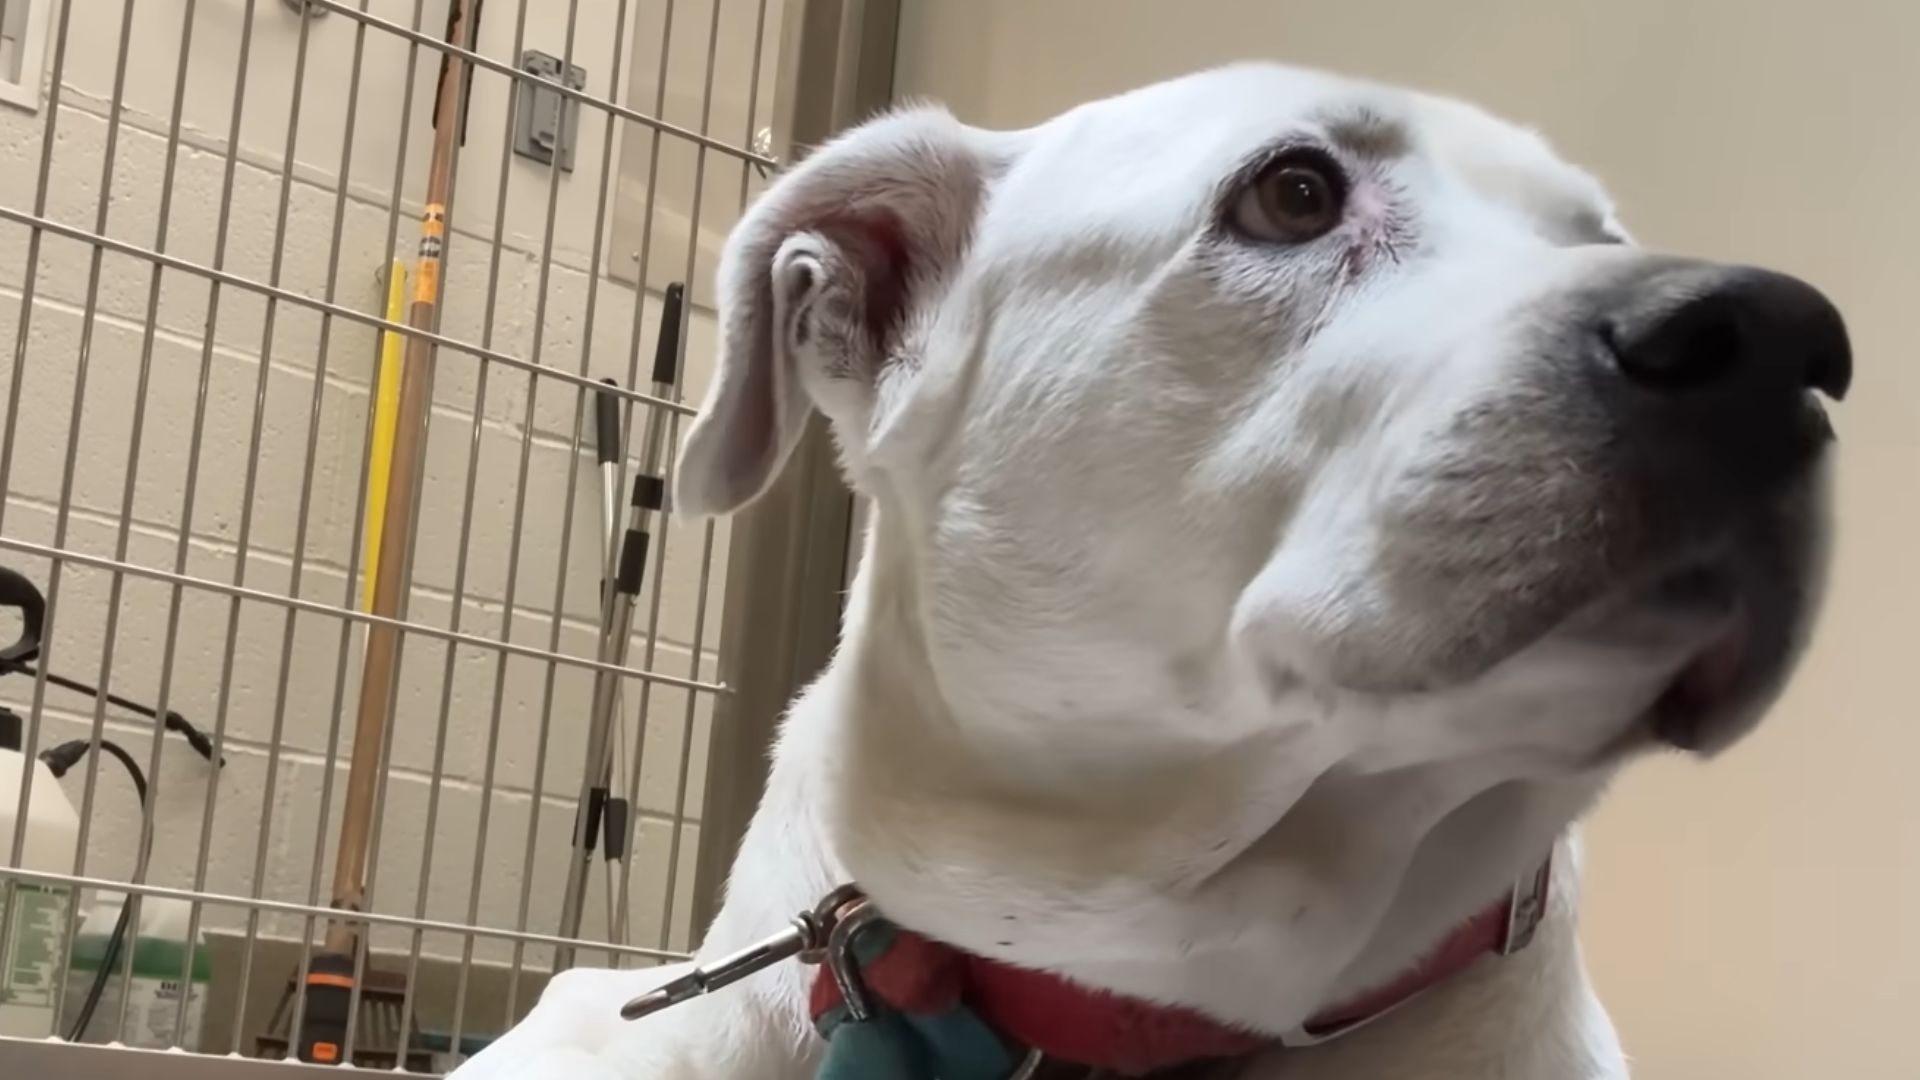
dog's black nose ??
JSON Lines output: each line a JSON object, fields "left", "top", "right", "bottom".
{"left": 1603, "top": 266, "right": 1852, "bottom": 401}
{"left": 1592, "top": 260, "right": 1850, "bottom": 499}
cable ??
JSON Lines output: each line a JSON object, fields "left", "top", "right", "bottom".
{"left": 39, "top": 738, "right": 147, "bottom": 804}
{"left": 4, "top": 661, "right": 221, "bottom": 766}
{"left": 37, "top": 737, "right": 147, "bottom": 1042}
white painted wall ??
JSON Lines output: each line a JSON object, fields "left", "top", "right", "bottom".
{"left": 0, "top": 0, "right": 783, "bottom": 970}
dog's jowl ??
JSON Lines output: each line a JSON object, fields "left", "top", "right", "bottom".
{"left": 455, "top": 63, "right": 1848, "bottom": 1080}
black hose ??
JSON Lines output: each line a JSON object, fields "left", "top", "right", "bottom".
{"left": 37, "top": 737, "right": 148, "bottom": 1042}
{"left": 5, "top": 662, "right": 222, "bottom": 766}
{"left": 66, "top": 897, "right": 134, "bottom": 1042}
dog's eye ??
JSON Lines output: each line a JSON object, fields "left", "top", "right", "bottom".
{"left": 1231, "top": 151, "right": 1347, "bottom": 243}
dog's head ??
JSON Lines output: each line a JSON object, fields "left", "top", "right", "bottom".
{"left": 678, "top": 63, "right": 1846, "bottom": 787}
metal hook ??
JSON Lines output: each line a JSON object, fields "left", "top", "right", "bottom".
{"left": 821, "top": 895, "right": 881, "bottom": 1022}
{"left": 620, "top": 885, "right": 874, "bottom": 1022}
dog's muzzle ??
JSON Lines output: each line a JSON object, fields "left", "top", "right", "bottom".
{"left": 1567, "top": 258, "right": 1850, "bottom": 749}
{"left": 1589, "top": 259, "right": 1850, "bottom": 494}
{"left": 1284, "top": 254, "right": 1850, "bottom": 741}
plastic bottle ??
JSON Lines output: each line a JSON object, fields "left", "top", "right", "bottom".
{"left": 0, "top": 708, "right": 81, "bottom": 1039}
{"left": 64, "top": 893, "right": 211, "bottom": 1049}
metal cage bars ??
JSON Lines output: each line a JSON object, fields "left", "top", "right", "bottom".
{"left": 687, "top": 0, "right": 891, "bottom": 937}
{"left": 0, "top": 0, "right": 886, "bottom": 1072}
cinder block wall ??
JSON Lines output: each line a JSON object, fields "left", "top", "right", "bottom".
{"left": 0, "top": 0, "right": 780, "bottom": 1009}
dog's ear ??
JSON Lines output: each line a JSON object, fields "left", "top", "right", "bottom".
{"left": 674, "top": 107, "right": 998, "bottom": 517}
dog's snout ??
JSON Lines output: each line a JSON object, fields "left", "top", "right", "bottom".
{"left": 1578, "top": 261, "right": 1851, "bottom": 497}
{"left": 1601, "top": 266, "right": 1853, "bottom": 402}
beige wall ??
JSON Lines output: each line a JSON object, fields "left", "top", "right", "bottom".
{"left": 896, "top": 2, "right": 1917, "bottom": 1076}
{"left": 0, "top": 0, "right": 785, "bottom": 986}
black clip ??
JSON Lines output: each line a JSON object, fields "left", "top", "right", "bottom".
{"left": 0, "top": 564, "right": 46, "bottom": 668}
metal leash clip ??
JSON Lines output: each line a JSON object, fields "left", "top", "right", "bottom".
{"left": 620, "top": 885, "right": 873, "bottom": 1021}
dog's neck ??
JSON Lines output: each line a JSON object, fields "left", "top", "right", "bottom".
{"left": 1232, "top": 863, "right": 1628, "bottom": 1080}
{"left": 805, "top": 508, "right": 1617, "bottom": 1050}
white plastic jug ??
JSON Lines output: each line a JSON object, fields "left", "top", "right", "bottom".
{"left": 0, "top": 719, "right": 82, "bottom": 1039}
{"left": 65, "top": 893, "right": 212, "bottom": 1049}
{"left": 67, "top": 887, "right": 212, "bottom": 1045}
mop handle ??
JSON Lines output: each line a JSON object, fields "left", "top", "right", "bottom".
{"left": 652, "top": 283, "right": 684, "bottom": 388}
{"left": 595, "top": 378, "right": 622, "bottom": 468}
{"left": 594, "top": 378, "right": 624, "bottom": 571}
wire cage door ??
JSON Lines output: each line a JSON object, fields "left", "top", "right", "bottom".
{"left": 0, "top": 0, "right": 874, "bottom": 1074}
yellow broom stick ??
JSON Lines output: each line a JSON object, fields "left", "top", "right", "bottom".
{"left": 362, "top": 260, "right": 407, "bottom": 613}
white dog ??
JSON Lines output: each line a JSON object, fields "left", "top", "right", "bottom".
{"left": 458, "top": 62, "right": 1848, "bottom": 1079}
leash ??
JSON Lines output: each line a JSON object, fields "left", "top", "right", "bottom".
{"left": 620, "top": 862, "right": 1552, "bottom": 1079}
{"left": 623, "top": 888, "right": 1033, "bottom": 1077}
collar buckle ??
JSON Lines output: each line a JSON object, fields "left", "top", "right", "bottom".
{"left": 1499, "top": 856, "right": 1554, "bottom": 956}
{"left": 814, "top": 889, "right": 883, "bottom": 1021}
{"left": 1278, "top": 855, "right": 1555, "bottom": 1048}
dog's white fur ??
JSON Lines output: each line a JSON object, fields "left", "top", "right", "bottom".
{"left": 456, "top": 63, "right": 1834, "bottom": 1079}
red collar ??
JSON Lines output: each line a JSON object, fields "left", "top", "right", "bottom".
{"left": 808, "top": 856, "right": 1552, "bottom": 1074}
{"left": 1290, "top": 855, "right": 1551, "bottom": 1045}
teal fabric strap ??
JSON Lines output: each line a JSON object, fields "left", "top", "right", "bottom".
{"left": 816, "top": 1002, "right": 1025, "bottom": 1080}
